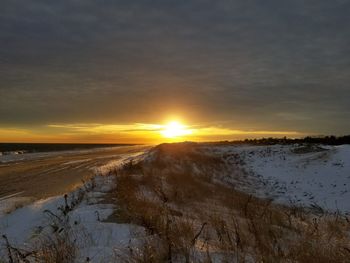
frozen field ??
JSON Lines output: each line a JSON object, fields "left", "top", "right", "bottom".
{"left": 212, "top": 144, "right": 350, "bottom": 213}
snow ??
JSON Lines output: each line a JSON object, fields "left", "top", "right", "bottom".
{"left": 215, "top": 144, "right": 350, "bottom": 213}
{"left": 0, "top": 151, "right": 148, "bottom": 262}
{"left": 0, "top": 196, "right": 64, "bottom": 245}
{"left": 0, "top": 180, "right": 143, "bottom": 261}
{"left": 93, "top": 151, "right": 146, "bottom": 176}
{"left": 2, "top": 143, "right": 350, "bottom": 261}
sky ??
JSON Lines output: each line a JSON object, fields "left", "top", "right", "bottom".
{"left": 1, "top": 0, "right": 350, "bottom": 143}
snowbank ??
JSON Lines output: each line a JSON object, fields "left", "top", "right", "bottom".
{"left": 216, "top": 144, "right": 350, "bottom": 213}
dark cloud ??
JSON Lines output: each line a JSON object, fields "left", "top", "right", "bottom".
{"left": 1, "top": 0, "right": 350, "bottom": 135}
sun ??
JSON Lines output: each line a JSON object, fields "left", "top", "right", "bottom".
{"left": 161, "top": 121, "right": 192, "bottom": 139}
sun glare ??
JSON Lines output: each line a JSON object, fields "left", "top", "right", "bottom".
{"left": 161, "top": 121, "right": 192, "bottom": 139}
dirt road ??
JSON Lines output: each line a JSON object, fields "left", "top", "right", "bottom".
{"left": 0, "top": 145, "right": 151, "bottom": 200}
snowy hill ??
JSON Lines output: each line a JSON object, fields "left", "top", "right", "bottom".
{"left": 213, "top": 144, "right": 350, "bottom": 213}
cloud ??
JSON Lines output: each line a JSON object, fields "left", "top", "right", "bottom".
{"left": 47, "top": 123, "right": 163, "bottom": 133}
{"left": 1, "top": 0, "right": 350, "bottom": 138}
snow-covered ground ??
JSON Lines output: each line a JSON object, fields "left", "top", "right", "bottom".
{"left": 213, "top": 144, "right": 350, "bottom": 213}
{"left": 0, "top": 153, "right": 147, "bottom": 262}
{"left": 1, "top": 143, "right": 350, "bottom": 262}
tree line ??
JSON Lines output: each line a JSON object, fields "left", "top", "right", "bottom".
{"left": 212, "top": 135, "right": 350, "bottom": 146}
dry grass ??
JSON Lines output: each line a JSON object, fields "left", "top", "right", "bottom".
{"left": 1, "top": 230, "right": 77, "bottom": 263}
{"left": 2, "top": 142, "right": 349, "bottom": 262}
{"left": 111, "top": 142, "right": 350, "bottom": 262}
{"left": 33, "top": 231, "right": 76, "bottom": 263}
{"left": 0, "top": 179, "right": 98, "bottom": 263}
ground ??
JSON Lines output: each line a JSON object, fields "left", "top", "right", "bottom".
{"left": 0, "top": 143, "right": 350, "bottom": 262}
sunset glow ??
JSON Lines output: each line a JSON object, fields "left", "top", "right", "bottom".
{"left": 160, "top": 121, "right": 193, "bottom": 139}
{"left": 0, "top": 122, "right": 306, "bottom": 144}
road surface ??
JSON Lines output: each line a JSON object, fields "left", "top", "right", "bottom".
{"left": 0, "top": 145, "right": 150, "bottom": 200}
